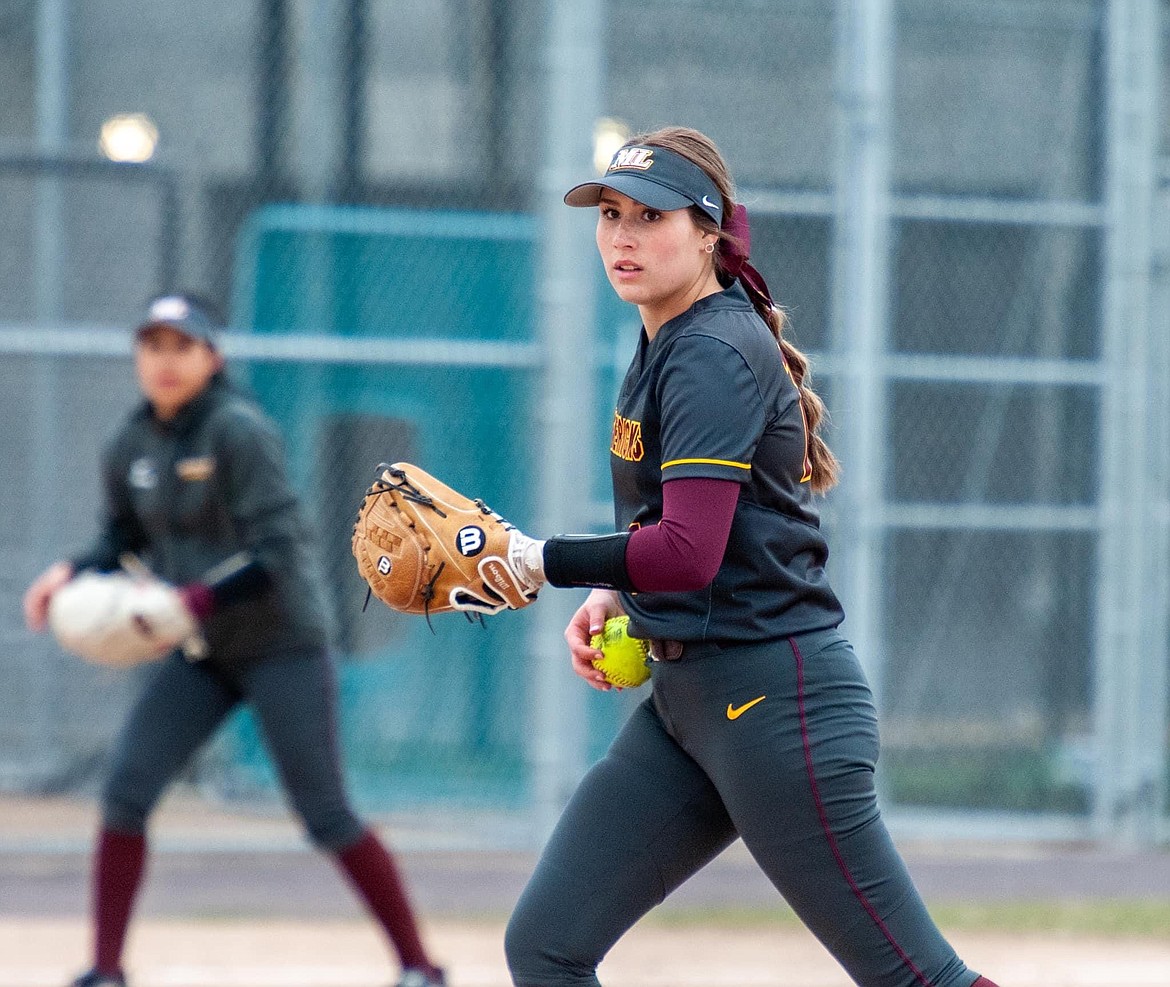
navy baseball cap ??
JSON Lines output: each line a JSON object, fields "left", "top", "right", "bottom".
{"left": 135, "top": 294, "right": 222, "bottom": 347}
{"left": 564, "top": 144, "right": 724, "bottom": 226}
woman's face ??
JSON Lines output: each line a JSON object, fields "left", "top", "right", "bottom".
{"left": 134, "top": 325, "right": 223, "bottom": 420}
{"left": 595, "top": 190, "right": 717, "bottom": 328}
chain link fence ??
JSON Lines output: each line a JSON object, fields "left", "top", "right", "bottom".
{"left": 1, "top": 0, "right": 1168, "bottom": 846}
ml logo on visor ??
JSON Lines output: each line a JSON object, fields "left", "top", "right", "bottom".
{"left": 609, "top": 147, "right": 654, "bottom": 171}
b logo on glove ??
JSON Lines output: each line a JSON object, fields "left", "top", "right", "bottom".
{"left": 456, "top": 526, "right": 486, "bottom": 557}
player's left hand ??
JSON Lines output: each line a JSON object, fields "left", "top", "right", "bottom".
{"left": 352, "top": 462, "right": 542, "bottom": 621}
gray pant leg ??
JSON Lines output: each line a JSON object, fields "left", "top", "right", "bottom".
{"left": 102, "top": 654, "right": 238, "bottom": 833}
{"left": 505, "top": 696, "right": 737, "bottom": 987}
{"left": 242, "top": 650, "right": 364, "bottom": 850}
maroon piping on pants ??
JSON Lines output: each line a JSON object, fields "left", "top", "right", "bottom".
{"left": 790, "top": 636, "right": 935, "bottom": 987}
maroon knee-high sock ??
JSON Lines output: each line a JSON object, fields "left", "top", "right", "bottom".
{"left": 92, "top": 828, "right": 147, "bottom": 976}
{"left": 972, "top": 978, "right": 1001, "bottom": 987}
{"left": 335, "top": 829, "right": 438, "bottom": 976}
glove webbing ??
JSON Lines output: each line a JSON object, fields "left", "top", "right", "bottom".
{"left": 378, "top": 463, "right": 503, "bottom": 525}
{"left": 376, "top": 463, "right": 449, "bottom": 517}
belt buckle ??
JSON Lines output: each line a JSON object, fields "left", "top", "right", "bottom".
{"left": 649, "top": 639, "right": 684, "bottom": 662}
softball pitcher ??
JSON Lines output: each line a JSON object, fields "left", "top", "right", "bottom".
{"left": 499, "top": 128, "right": 1002, "bottom": 987}
{"left": 23, "top": 295, "right": 445, "bottom": 987}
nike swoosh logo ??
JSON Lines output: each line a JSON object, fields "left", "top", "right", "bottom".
{"left": 702, "top": 194, "right": 719, "bottom": 211}
{"left": 726, "top": 695, "right": 766, "bottom": 720}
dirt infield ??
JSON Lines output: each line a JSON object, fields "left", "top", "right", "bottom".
{"left": 3, "top": 794, "right": 1169, "bottom": 986}
{"left": 2, "top": 916, "right": 1169, "bottom": 987}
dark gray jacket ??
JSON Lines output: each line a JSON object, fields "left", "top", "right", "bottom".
{"left": 73, "top": 375, "right": 331, "bottom": 662}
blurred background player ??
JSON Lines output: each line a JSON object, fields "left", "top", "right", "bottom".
{"left": 497, "top": 128, "right": 1002, "bottom": 987}
{"left": 22, "top": 293, "right": 445, "bottom": 987}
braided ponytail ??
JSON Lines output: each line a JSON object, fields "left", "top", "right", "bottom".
{"left": 764, "top": 308, "right": 839, "bottom": 494}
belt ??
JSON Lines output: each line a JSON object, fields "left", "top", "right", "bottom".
{"left": 649, "top": 630, "right": 842, "bottom": 664}
{"left": 647, "top": 638, "right": 684, "bottom": 662}
{"left": 646, "top": 639, "right": 728, "bottom": 662}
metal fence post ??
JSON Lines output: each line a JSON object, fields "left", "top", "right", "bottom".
{"left": 530, "top": 0, "right": 603, "bottom": 843}
{"left": 1094, "top": 0, "right": 1164, "bottom": 846}
{"left": 34, "top": 0, "right": 68, "bottom": 324}
{"left": 25, "top": 0, "right": 72, "bottom": 786}
{"left": 1152, "top": 157, "right": 1170, "bottom": 845}
{"left": 829, "top": 0, "right": 894, "bottom": 709}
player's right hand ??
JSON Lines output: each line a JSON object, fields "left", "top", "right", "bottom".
{"left": 565, "top": 588, "right": 622, "bottom": 691}
{"left": 23, "top": 560, "right": 75, "bottom": 632}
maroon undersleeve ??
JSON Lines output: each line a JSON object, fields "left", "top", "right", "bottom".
{"left": 624, "top": 476, "right": 740, "bottom": 592}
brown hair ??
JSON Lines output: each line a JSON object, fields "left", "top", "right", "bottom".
{"left": 627, "top": 127, "right": 839, "bottom": 493}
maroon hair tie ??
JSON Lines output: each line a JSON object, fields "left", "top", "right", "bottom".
{"left": 719, "top": 203, "right": 775, "bottom": 311}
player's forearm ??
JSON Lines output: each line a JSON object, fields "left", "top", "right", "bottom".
{"left": 543, "top": 477, "right": 739, "bottom": 593}
{"left": 543, "top": 532, "right": 635, "bottom": 590}
{"left": 181, "top": 555, "right": 271, "bottom": 618}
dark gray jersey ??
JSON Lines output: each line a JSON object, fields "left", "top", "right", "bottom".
{"left": 73, "top": 375, "right": 331, "bottom": 662}
{"left": 611, "top": 282, "right": 843, "bottom": 642}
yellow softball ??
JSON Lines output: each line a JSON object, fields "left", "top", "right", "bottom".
{"left": 590, "top": 615, "right": 651, "bottom": 688}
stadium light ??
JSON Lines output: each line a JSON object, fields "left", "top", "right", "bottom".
{"left": 99, "top": 113, "right": 160, "bottom": 163}
{"left": 593, "top": 117, "right": 630, "bottom": 174}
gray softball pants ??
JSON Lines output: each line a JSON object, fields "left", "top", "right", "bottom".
{"left": 101, "top": 648, "right": 364, "bottom": 851}
{"left": 505, "top": 628, "right": 984, "bottom": 987}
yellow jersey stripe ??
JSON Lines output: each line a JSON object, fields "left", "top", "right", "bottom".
{"left": 661, "top": 457, "right": 751, "bottom": 471}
